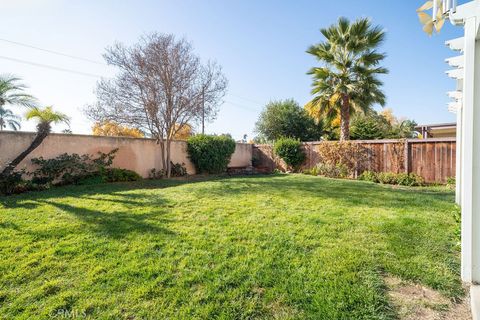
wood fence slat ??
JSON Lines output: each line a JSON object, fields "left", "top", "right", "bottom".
{"left": 253, "top": 138, "right": 456, "bottom": 183}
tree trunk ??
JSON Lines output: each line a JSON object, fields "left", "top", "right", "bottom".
{"left": 165, "top": 138, "right": 172, "bottom": 178}
{"left": 157, "top": 138, "right": 166, "bottom": 176}
{"left": 339, "top": 95, "right": 350, "bottom": 141}
{"left": 1, "top": 127, "right": 49, "bottom": 177}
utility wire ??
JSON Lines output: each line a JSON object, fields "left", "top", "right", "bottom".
{"left": 0, "top": 55, "right": 105, "bottom": 78}
{"left": 229, "top": 93, "right": 264, "bottom": 105}
{"left": 0, "top": 38, "right": 267, "bottom": 109}
{"left": 0, "top": 37, "right": 106, "bottom": 65}
{"left": 224, "top": 100, "right": 259, "bottom": 113}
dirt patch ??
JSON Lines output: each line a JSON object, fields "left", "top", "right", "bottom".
{"left": 385, "top": 276, "right": 471, "bottom": 320}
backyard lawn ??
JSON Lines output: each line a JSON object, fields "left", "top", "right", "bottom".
{"left": 0, "top": 174, "right": 462, "bottom": 319}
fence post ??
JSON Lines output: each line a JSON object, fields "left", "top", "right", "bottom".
{"left": 404, "top": 140, "right": 410, "bottom": 174}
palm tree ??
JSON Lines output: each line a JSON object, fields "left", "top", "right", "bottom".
{"left": 0, "top": 75, "right": 37, "bottom": 109}
{"left": 1, "top": 106, "right": 70, "bottom": 177}
{"left": 0, "top": 106, "right": 21, "bottom": 131}
{"left": 307, "top": 17, "right": 388, "bottom": 141}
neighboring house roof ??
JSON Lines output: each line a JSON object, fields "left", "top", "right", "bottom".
{"left": 414, "top": 122, "right": 456, "bottom": 139}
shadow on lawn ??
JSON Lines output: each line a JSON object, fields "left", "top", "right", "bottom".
{"left": 0, "top": 180, "right": 180, "bottom": 239}
{"left": 41, "top": 200, "right": 175, "bottom": 239}
{"left": 0, "top": 174, "right": 228, "bottom": 209}
{"left": 189, "top": 174, "right": 455, "bottom": 211}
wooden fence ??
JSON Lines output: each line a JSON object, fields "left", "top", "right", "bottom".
{"left": 253, "top": 138, "right": 456, "bottom": 183}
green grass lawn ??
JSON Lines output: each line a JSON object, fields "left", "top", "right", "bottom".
{"left": 0, "top": 174, "right": 461, "bottom": 319}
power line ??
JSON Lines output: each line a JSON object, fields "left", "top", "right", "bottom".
{"left": 229, "top": 93, "right": 264, "bottom": 105}
{"left": 0, "top": 55, "right": 105, "bottom": 78}
{"left": 0, "top": 37, "right": 106, "bottom": 65}
{"left": 224, "top": 100, "right": 259, "bottom": 113}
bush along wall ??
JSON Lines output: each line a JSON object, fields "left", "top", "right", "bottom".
{"left": 0, "top": 149, "right": 142, "bottom": 195}
{"left": 358, "top": 171, "right": 424, "bottom": 186}
{"left": 187, "top": 134, "right": 236, "bottom": 174}
{"left": 273, "top": 137, "right": 305, "bottom": 172}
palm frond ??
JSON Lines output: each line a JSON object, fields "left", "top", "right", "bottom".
{"left": 0, "top": 74, "right": 37, "bottom": 108}
{"left": 307, "top": 17, "right": 387, "bottom": 138}
{"left": 8, "top": 119, "right": 21, "bottom": 131}
{"left": 26, "top": 106, "right": 70, "bottom": 126}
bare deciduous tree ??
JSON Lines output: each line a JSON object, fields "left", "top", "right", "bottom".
{"left": 85, "top": 33, "right": 228, "bottom": 177}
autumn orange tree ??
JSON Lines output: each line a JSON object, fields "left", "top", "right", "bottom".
{"left": 172, "top": 124, "right": 193, "bottom": 140}
{"left": 92, "top": 121, "right": 144, "bottom": 138}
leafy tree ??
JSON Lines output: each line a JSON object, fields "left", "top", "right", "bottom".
{"left": 93, "top": 121, "right": 144, "bottom": 138}
{"left": 255, "top": 99, "right": 323, "bottom": 142}
{"left": 0, "top": 75, "right": 37, "bottom": 109}
{"left": 379, "top": 108, "right": 418, "bottom": 138}
{"left": 305, "top": 101, "right": 342, "bottom": 140}
{"left": 387, "top": 119, "right": 418, "bottom": 139}
{"left": 350, "top": 111, "right": 389, "bottom": 140}
{"left": 1, "top": 106, "right": 70, "bottom": 177}
{"left": 307, "top": 17, "right": 388, "bottom": 141}
{"left": 0, "top": 106, "right": 21, "bottom": 131}
{"left": 350, "top": 109, "right": 418, "bottom": 140}
{"left": 172, "top": 123, "right": 193, "bottom": 140}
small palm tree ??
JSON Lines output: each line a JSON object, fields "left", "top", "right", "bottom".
{"left": 1, "top": 106, "right": 70, "bottom": 177}
{"left": 0, "top": 75, "right": 37, "bottom": 109}
{"left": 0, "top": 106, "right": 21, "bottom": 131}
{"left": 307, "top": 17, "right": 388, "bottom": 141}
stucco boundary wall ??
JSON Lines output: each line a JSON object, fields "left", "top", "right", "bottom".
{"left": 0, "top": 132, "right": 253, "bottom": 178}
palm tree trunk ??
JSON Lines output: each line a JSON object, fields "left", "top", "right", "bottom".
{"left": 339, "top": 95, "right": 350, "bottom": 141}
{"left": 0, "top": 128, "right": 48, "bottom": 177}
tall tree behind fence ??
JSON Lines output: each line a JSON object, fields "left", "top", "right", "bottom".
{"left": 253, "top": 138, "right": 456, "bottom": 183}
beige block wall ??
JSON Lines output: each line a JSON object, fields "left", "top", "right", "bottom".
{"left": 0, "top": 132, "right": 252, "bottom": 178}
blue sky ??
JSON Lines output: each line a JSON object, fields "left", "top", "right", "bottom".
{"left": 0, "top": 0, "right": 465, "bottom": 140}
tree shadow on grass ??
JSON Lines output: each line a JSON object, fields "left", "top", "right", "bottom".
{"left": 188, "top": 174, "right": 455, "bottom": 212}
{"left": 37, "top": 199, "right": 175, "bottom": 239}
{"left": 0, "top": 174, "right": 455, "bottom": 215}
{"left": 0, "top": 181, "right": 178, "bottom": 239}
{"left": 0, "top": 175, "right": 229, "bottom": 210}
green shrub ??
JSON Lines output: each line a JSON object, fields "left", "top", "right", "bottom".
{"left": 315, "top": 163, "right": 349, "bottom": 178}
{"left": 359, "top": 171, "right": 424, "bottom": 186}
{"left": 187, "top": 134, "right": 236, "bottom": 174}
{"left": 358, "top": 170, "right": 378, "bottom": 183}
{"left": 170, "top": 162, "right": 187, "bottom": 177}
{"left": 377, "top": 172, "right": 398, "bottom": 185}
{"left": 0, "top": 171, "right": 26, "bottom": 195}
{"left": 149, "top": 168, "right": 166, "bottom": 179}
{"left": 446, "top": 176, "right": 456, "bottom": 189}
{"left": 0, "top": 169, "right": 50, "bottom": 195}
{"left": 303, "top": 167, "right": 318, "bottom": 176}
{"left": 100, "top": 168, "right": 142, "bottom": 182}
{"left": 148, "top": 162, "right": 187, "bottom": 179}
{"left": 395, "top": 173, "right": 424, "bottom": 186}
{"left": 0, "top": 149, "right": 144, "bottom": 195}
{"left": 30, "top": 149, "right": 118, "bottom": 186}
{"left": 273, "top": 137, "right": 305, "bottom": 170}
